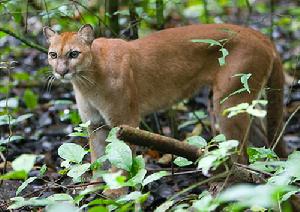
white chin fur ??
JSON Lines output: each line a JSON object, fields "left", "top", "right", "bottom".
{"left": 54, "top": 72, "right": 73, "bottom": 83}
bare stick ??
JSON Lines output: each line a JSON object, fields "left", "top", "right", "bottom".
{"left": 117, "top": 125, "right": 204, "bottom": 161}
{"left": 0, "top": 27, "right": 47, "bottom": 53}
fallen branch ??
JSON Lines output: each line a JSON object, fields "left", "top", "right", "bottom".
{"left": 117, "top": 125, "right": 203, "bottom": 161}
{"left": 0, "top": 27, "right": 47, "bottom": 53}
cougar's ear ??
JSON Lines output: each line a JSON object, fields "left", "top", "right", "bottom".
{"left": 43, "top": 26, "right": 57, "bottom": 43}
{"left": 78, "top": 24, "right": 94, "bottom": 44}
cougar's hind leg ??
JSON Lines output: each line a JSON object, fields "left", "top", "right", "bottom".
{"left": 212, "top": 56, "right": 271, "bottom": 163}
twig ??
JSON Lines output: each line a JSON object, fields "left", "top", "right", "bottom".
{"left": 203, "top": 0, "right": 209, "bottom": 24}
{"left": 272, "top": 105, "right": 300, "bottom": 152}
{"left": 168, "top": 171, "right": 229, "bottom": 201}
{"left": 69, "top": 0, "right": 117, "bottom": 37}
{"left": 43, "top": 0, "right": 51, "bottom": 26}
{"left": 117, "top": 125, "right": 204, "bottom": 161}
{"left": 0, "top": 27, "right": 47, "bottom": 53}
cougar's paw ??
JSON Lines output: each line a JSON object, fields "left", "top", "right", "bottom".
{"left": 102, "top": 187, "right": 128, "bottom": 199}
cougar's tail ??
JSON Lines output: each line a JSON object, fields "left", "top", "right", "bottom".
{"left": 267, "top": 56, "right": 287, "bottom": 158}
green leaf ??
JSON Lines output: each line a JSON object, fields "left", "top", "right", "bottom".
{"left": 197, "top": 155, "right": 218, "bottom": 176}
{"left": 0, "top": 170, "right": 27, "bottom": 180}
{"left": 0, "top": 97, "right": 19, "bottom": 108}
{"left": 39, "top": 164, "right": 47, "bottom": 176}
{"left": 9, "top": 193, "right": 74, "bottom": 210}
{"left": 154, "top": 200, "right": 174, "bottom": 212}
{"left": 219, "top": 140, "right": 239, "bottom": 150}
{"left": 67, "top": 163, "right": 90, "bottom": 180}
{"left": 0, "top": 135, "right": 23, "bottom": 145}
{"left": 142, "top": 171, "right": 168, "bottom": 186}
{"left": 246, "top": 107, "right": 267, "bottom": 117}
{"left": 45, "top": 202, "right": 80, "bottom": 212}
{"left": 12, "top": 154, "right": 37, "bottom": 173}
{"left": 126, "top": 155, "right": 146, "bottom": 186}
{"left": 218, "top": 48, "right": 229, "bottom": 66}
{"left": 58, "top": 143, "right": 87, "bottom": 164}
{"left": 47, "top": 193, "right": 73, "bottom": 202}
{"left": 219, "top": 184, "right": 296, "bottom": 209}
{"left": 116, "top": 191, "right": 143, "bottom": 203}
{"left": 102, "top": 171, "right": 126, "bottom": 189}
{"left": 191, "top": 39, "right": 222, "bottom": 46}
{"left": 8, "top": 197, "right": 52, "bottom": 210}
{"left": 23, "top": 89, "right": 38, "bottom": 110}
{"left": 174, "top": 157, "right": 193, "bottom": 167}
{"left": 14, "top": 113, "right": 34, "bottom": 124}
{"left": 247, "top": 147, "right": 278, "bottom": 163}
{"left": 187, "top": 136, "right": 207, "bottom": 148}
{"left": 16, "top": 177, "right": 37, "bottom": 196}
{"left": 105, "top": 140, "right": 132, "bottom": 171}
{"left": 52, "top": 100, "right": 74, "bottom": 106}
{"left": 88, "top": 206, "right": 109, "bottom": 212}
{"left": 106, "top": 127, "right": 120, "bottom": 143}
{"left": 234, "top": 73, "right": 252, "bottom": 93}
{"left": 192, "top": 191, "right": 219, "bottom": 211}
{"left": 68, "top": 132, "right": 88, "bottom": 137}
{"left": 211, "top": 134, "right": 226, "bottom": 143}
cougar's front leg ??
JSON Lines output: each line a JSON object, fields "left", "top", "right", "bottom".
{"left": 74, "top": 90, "right": 106, "bottom": 164}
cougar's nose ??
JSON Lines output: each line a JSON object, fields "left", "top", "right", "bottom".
{"left": 57, "top": 69, "right": 69, "bottom": 78}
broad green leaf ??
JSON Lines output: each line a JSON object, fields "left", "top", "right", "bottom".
{"left": 0, "top": 170, "right": 27, "bottom": 180}
{"left": 0, "top": 135, "right": 23, "bottom": 145}
{"left": 247, "top": 147, "right": 278, "bottom": 163}
{"left": 219, "top": 140, "right": 239, "bottom": 150}
{"left": 102, "top": 171, "right": 126, "bottom": 189}
{"left": 47, "top": 193, "right": 73, "bottom": 202}
{"left": 88, "top": 206, "right": 108, "bottom": 212}
{"left": 154, "top": 200, "right": 174, "bottom": 212}
{"left": 8, "top": 197, "right": 52, "bottom": 210}
{"left": 187, "top": 136, "right": 207, "bottom": 148}
{"left": 219, "top": 184, "right": 296, "bottom": 209}
{"left": 12, "top": 154, "right": 37, "bottom": 173}
{"left": 106, "top": 127, "right": 120, "bottom": 143}
{"left": 173, "top": 157, "right": 193, "bottom": 167}
{"left": 9, "top": 194, "right": 74, "bottom": 210}
{"left": 211, "top": 134, "right": 226, "bottom": 143}
{"left": 14, "top": 113, "right": 34, "bottom": 124}
{"left": 142, "top": 171, "right": 169, "bottom": 186}
{"left": 246, "top": 107, "right": 267, "bottom": 117}
{"left": 116, "top": 191, "right": 143, "bottom": 203}
{"left": 23, "top": 89, "right": 38, "bottom": 110}
{"left": 16, "top": 177, "right": 37, "bottom": 196}
{"left": 67, "top": 163, "right": 90, "bottom": 180}
{"left": 46, "top": 202, "right": 80, "bottom": 212}
{"left": 192, "top": 191, "right": 219, "bottom": 211}
{"left": 105, "top": 140, "right": 132, "bottom": 171}
{"left": 0, "top": 97, "right": 19, "bottom": 108}
{"left": 197, "top": 155, "right": 218, "bottom": 176}
{"left": 126, "top": 155, "right": 147, "bottom": 186}
{"left": 58, "top": 143, "right": 87, "bottom": 164}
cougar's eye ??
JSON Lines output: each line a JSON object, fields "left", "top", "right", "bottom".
{"left": 69, "top": 51, "right": 80, "bottom": 59}
{"left": 49, "top": 52, "right": 57, "bottom": 59}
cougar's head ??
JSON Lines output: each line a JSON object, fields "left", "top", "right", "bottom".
{"left": 43, "top": 24, "right": 95, "bottom": 82}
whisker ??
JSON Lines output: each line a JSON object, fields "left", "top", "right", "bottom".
{"left": 80, "top": 74, "right": 95, "bottom": 85}
{"left": 48, "top": 77, "right": 56, "bottom": 93}
{"left": 46, "top": 76, "right": 55, "bottom": 93}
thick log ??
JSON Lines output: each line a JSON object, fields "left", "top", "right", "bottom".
{"left": 117, "top": 125, "right": 203, "bottom": 161}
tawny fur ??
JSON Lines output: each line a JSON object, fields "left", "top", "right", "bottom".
{"left": 44, "top": 24, "right": 286, "bottom": 164}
